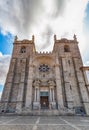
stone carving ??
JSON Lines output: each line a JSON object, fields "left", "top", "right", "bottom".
{"left": 33, "top": 79, "right": 40, "bottom": 87}
{"left": 48, "top": 80, "right": 55, "bottom": 87}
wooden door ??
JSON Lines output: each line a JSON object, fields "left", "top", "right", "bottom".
{"left": 40, "top": 96, "right": 49, "bottom": 109}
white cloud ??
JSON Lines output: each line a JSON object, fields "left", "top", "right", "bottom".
{"left": 0, "top": 52, "right": 11, "bottom": 85}
{"left": 0, "top": 0, "right": 89, "bottom": 55}
{"left": 85, "top": 61, "right": 89, "bottom": 66}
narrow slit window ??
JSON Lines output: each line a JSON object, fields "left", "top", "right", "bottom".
{"left": 70, "top": 85, "right": 72, "bottom": 90}
{"left": 64, "top": 45, "right": 70, "bottom": 52}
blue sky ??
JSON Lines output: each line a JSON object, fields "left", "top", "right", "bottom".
{"left": 0, "top": 31, "right": 13, "bottom": 55}
{"left": 0, "top": 0, "right": 89, "bottom": 99}
{"left": 0, "top": 85, "right": 3, "bottom": 92}
{"left": 0, "top": 31, "right": 13, "bottom": 98}
{"left": 85, "top": 3, "right": 89, "bottom": 30}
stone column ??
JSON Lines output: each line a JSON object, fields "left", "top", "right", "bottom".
{"left": 34, "top": 88, "right": 37, "bottom": 101}
{"left": 34, "top": 87, "right": 40, "bottom": 102}
{"left": 54, "top": 58, "right": 64, "bottom": 109}
{"left": 33, "top": 80, "right": 40, "bottom": 109}
{"left": 53, "top": 88, "right": 55, "bottom": 102}
{"left": 37, "top": 87, "right": 40, "bottom": 102}
{"left": 16, "top": 59, "right": 26, "bottom": 112}
{"left": 48, "top": 80, "right": 56, "bottom": 109}
{"left": 25, "top": 63, "right": 33, "bottom": 109}
{"left": 49, "top": 88, "right": 52, "bottom": 102}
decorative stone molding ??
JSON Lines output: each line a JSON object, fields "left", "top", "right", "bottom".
{"left": 33, "top": 79, "right": 40, "bottom": 87}
{"left": 48, "top": 80, "right": 56, "bottom": 87}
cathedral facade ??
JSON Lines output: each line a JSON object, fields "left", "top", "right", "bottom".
{"left": 0, "top": 35, "right": 89, "bottom": 115}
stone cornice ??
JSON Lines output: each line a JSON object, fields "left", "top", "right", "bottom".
{"left": 80, "top": 66, "right": 89, "bottom": 71}
{"left": 55, "top": 39, "right": 78, "bottom": 44}
{"left": 14, "top": 40, "right": 33, "bottom": 44}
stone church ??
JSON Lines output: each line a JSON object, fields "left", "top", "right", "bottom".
{"left": 0, "top": 35, "right": 89, "bottom": 115}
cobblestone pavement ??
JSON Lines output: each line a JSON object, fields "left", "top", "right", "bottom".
{"left": 0, "top": 116, "right": 89, "bottom": 130}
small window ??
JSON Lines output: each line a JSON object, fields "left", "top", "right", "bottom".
{"left": 69, "top": 73, "right": 71, "bottom": 76}
{"left": 68, "top": 60, "right": 70, "bottom": 65}
{"left": 20, "top": 46, "right": 26, "bottom": 53}
{"left": 70, "top": 85, "right": 72, "bottom": 90}
{"left": 64, "top": 45, "right": 70, "bottom": 52}
{"left": 20, "top": 59, "right": 22, "bottom": 63}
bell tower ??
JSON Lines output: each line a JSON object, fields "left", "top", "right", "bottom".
{"left": 1, "top": 35, "right": 35, "bottom": 112}
{"left": 53, "top": 34, "right": 89, "bottom": 115}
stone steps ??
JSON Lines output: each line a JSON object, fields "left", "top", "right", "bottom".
{"left": 20, "top": 109, "right": 75, "bottom": 116}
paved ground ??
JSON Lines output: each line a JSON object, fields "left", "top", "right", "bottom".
{"left": 0, "top": 116, "right": 89, "bottom": 130}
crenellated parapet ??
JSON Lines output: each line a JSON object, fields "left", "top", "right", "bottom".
{"left": 35, "top": 51, "right": 53, "bottom": 55}
{"left": 14, "top": 35, "right": 35, "bottom": 44}
{"left": 54, "top": 34, "right": 78, "bottom": 44}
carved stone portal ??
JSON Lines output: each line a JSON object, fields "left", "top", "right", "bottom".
{"left": 32, "top": 79, "right": 56, "bottom": 110}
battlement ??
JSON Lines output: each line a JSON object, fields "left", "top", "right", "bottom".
{"left": 35, "top": 51, "right": 53, "bottom": 55}
{"left": 13, "top": 34, "right": 78, "bottom": 46}
{"left": 54, "top": 34, "right": 78, "bottom": 44}
{"left": 14, "top": 35, "right": 34, "bottom": 44}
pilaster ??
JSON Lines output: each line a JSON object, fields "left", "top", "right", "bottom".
{"left": 48, "top": 80, "right": 56, "bottom": 109}
{"left": 16, "top": 59, "right": 26, "bottom": 113}
{"left": 25, "top": 63, "right": 33, "bottom": 109}
{"left": 33, "top": 79, "right": 40, "bottom": 109}
{"left": 54, "top": 57, "right": 64, "bottom": 109}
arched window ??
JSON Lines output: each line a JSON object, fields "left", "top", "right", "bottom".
{"left": 64, "top": 45, "right": 70, "bottom": 52}
{"left": 20, "top": 46, "right": 26, "bottom": 53}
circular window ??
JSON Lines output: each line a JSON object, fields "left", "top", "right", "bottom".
{"left": 39, "top": 64, "right": 50, "bottom": 72}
